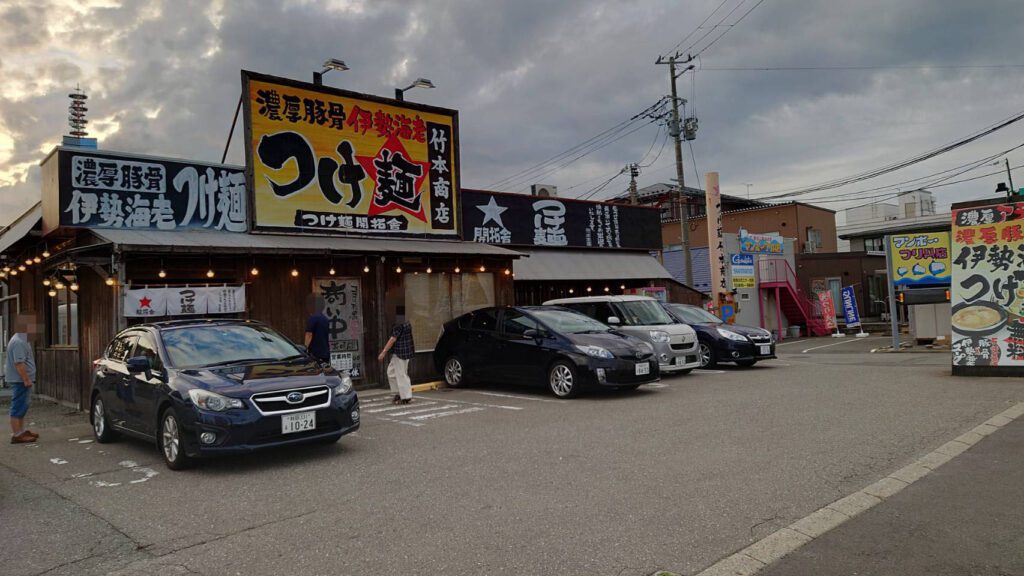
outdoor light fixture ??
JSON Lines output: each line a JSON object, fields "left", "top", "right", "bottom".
{"left": 330, "top": 266, "right": 337, "bottom": 276}
{"left": 504, "top": 268, "right": 511, "bottom": 275}
{"left": 207, "top": 257, "right": 215, "bottom": 278}
{"left": 33, "top": 256, "right": 41, "bottom": 264}
{"left": 18, "top": 265, "right": 26, "bottom": 272}
{"left": 396, "top": 265, "right": 402, "bottom": 274}
{"left": 314, "top": 58, "right": 349, "bottom": 85}
{"left": 25, "top": 259, "right": 32, "bottom": 266}
{"left": 454, "top": 265, "right": 461, "bottom": 273}
{"left": 55, "top": 280, "right": 64, "bottom": 290}
{"left": 291, "top": 268, "right": 299, "bottom": 277}
{"left": 479, "top": 264, "right": 486, "bottom": 272}
{"left": 426, "top": 265, "right": 432, "bottom": 274}
{"left": 250, "top": 266, "right": 259, "bottom": 276}
{"left": 105, "top": 277, "right": 115, "bottom": 286}
{"left": 569, "top": 288, "right": 575, "bottom": 294}
{"left": 395, "top": 77, "right": 436, "bottom": 101}
{"left": 10, "top": 269, "right": 17, "bottom": 276}
{"left": 70, "top": 282, "right": 79, "bottom": 292}
{"left": 48, "top": 289, "right": 57, "bottom": 297}
{"left": 586, "top": 286, "right": 593, "bottom": 293}
{"left": 620, "top": 284, "right": 626, "bottom": 290}
{"left": 42, "top": 248, "right": 50, "bottom": 258}
{"left": 362, "top": 257, "right": 369, "bottom": 273}
{"left": 2, "top": 265, "right": 9, "bottom": 272}
{"left": 603, "top": 286, "right": 610, "bottom": 292}
{"left": 42, "top": 278, "right": 51, "bottom": 286}
{"left": 207, "top": 269, "right": 215, "bottom": 278}
{"left": 158, "top": 269, "right": 167, "bottom": 279}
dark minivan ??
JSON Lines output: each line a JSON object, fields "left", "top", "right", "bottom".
{"left": 433, "top": 306, "right": 659, "bottom": 398}
{"left": 90, "top": 319, "right": 359, "bottom": 469}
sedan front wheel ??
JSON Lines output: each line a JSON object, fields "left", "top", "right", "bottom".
{"left": 160, "top": 409, "right": 192, "bottom": 470}
{"left": 444, "top": 356, "right": 467, "bottom": 388}
{"left": 549, "top": 360, "right": 580, "bottom": 399}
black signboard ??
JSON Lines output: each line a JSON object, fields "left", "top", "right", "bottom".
{"left": 460, "top": 189, "right": 662, "bottom": 250}
{"left": 57, "top": 149, "right": 247, "bottom": 232}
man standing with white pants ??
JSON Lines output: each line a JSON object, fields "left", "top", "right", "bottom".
{"left": 378, "top": 305, "right": 415, "bottom": 405}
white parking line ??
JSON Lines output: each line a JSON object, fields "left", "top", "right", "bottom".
{"left": 802, "top": 337, "right": 885, "bottom": 354}
{"left": 388, "top": 404, "right": 459, "bottom": 416}
{"left": 774, "top": 339, "right": 808, "bottom": 347}
{"left": 408, "top": 407, "right": 486, "bottom": 420}
{"left": 364, "top": 401, "right": 437, "bottom": 414}
{"left": 470, "top": 391, "right": 560, "bottom": 403}
{"left": 430, "top": 397, "right": 524, "bottom": 410}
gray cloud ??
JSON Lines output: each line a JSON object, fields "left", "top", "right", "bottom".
{"left": 3, "top": 0, "right": 1024, "bottom": 226}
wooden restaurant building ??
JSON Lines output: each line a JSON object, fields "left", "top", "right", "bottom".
{"left": 0, "top": 72, "right": 519, "bottom": 408}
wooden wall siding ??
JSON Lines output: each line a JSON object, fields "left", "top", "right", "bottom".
{"left": 77, "top": 266, "right": 115, "bottom": 408}
{"left": 35, "top": 348, "right": 80, "bottom": 408}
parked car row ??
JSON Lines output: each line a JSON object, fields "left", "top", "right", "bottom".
{"left": 88, "top": 296, "right": 775, "bottom": 470}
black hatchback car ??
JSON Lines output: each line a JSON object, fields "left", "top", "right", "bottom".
{"left": 661, "top": 302, "right": 776, "bottom": 368}
{"left": 433, "top": 306, "right": 659, "bottom": 398}
{"left": 89, "top": 319, "right": 359, "bottom": 469}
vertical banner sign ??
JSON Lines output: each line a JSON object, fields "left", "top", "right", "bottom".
{"left": 841, "top": 286, "right": 861, "bottom": 328}
{"left": 705, "top": 172, "right": 727, "bottom": 308}
{"left": 315, "top": 277, "right": 365, "bottom": 379}
{"left": 818, "top": 290, "right": 838, "bottom": 331}
{"left": 951, "top": 202, "right": 1024, "bottom": 369}
{"left": 888, "top": 232, "right": 951, "bottom": 286}
{"left": 243, "top": 71, "right": 459, "bottom": 237}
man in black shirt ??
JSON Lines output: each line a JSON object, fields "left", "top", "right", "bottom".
{"left": 304, "top": 295, "right": 331, "bottom": 363}
{"left": 378, "top": 305, "right": 415, "bottom": 404}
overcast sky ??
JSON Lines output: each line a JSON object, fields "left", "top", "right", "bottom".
{"left": 3, "top": 0, "right": 1024, "bottom": 227}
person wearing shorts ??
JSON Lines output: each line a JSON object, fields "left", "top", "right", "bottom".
{"left": 6, "top": 314, "right": 39, "bottom": 444}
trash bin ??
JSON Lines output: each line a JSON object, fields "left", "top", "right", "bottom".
{"left": 788, "top": 325, "right": 802, "bottom": 338}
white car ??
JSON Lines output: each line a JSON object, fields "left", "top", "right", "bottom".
{"left": 543, "top": 295, "right": 701, "bottom": 374}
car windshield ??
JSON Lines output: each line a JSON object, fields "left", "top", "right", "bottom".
{"left": 616, "top": 300, "right": 675, "bottom": 326}
{"left": 531, "top": 309, "right": 611, "bottom": 334}
{"left": 668, "top": 304, "right": 723, "bottom": 324}
{"left": 161, "top": 324, "right": 303, "bottom": 369}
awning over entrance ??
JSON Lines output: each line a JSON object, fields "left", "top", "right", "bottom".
{"left": 513, "top": 249, "right": 672, "bottom": 281}
{"left": 0, "top": 202, "right": 42, "bottom": 255}
{"left": 89, "top": 229, "right": 523, "bottom": 257}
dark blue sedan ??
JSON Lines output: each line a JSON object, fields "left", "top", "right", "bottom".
{"left": 89, "top": 319, "right": 359, "bottom": 469}
{"left": 661, "top": 303, "right": 776, "bottom": 368}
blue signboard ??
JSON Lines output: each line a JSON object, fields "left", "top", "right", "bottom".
{"left": 730, "top": 254, "right": 754, "bottom": 266}
{"left": 841, "top": 286, "right": 860, "bottom": 327}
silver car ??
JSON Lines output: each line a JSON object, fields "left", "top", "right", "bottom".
{"left": 543, "top": 295, "right": 701, "bottom": 374}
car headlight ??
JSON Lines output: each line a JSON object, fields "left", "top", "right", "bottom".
{"left": 649, "top": 330, "right": 671, "bottom": 343}
{"left": 575, "top": 344, "right": 614, "bottom": 359}
{"left": 188, "top": 389, "right": 244, "bottom": 411}
{"left": 761, "top": 329, "right": 774, "bottom": 342}
{"left": 334, "top": 375, "right": 353, "bottom": 396}
{"left": 716, "top": 328, "right": 748, "bottom": 342}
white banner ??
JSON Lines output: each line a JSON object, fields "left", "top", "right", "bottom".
{"left": 207, "top": 285, "right": 246, "bottom": 314}
{"left": 124, "top": 287, "right": 168, "bottom": 318}
{"left": 166, "top": 286, "right": 210, "bottom": 316}
{"left": 123, "top": 285, "right": 245, "bottom": 318}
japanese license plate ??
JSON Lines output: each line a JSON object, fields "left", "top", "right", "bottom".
{"left": 674, "top": 356, "right": 686, "bottom": 366}
{"left": 281, "top": 411, "right": 316, "bottom": 434}
{"left": 759, "top": 345, "right": 771, "bottom": 355}
{"left": 635, "top": 362, "right": 651, "bottom": 376}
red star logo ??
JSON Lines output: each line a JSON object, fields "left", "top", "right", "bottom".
{"left": 139, "top": 296, "right": 152, "bottom": 308}
{"left": 356, "top": 134, "right": 430, "bottom": 222}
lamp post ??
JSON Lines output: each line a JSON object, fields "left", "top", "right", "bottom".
{"left": 313, "top": 58, "right": 350, "bottom": 86}
{"left": 395, "top": 78, "right": 435, "bottom": 101}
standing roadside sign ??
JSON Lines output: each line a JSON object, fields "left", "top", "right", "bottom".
{"left": 841, "top": 286, "right": 870, "bottom": 337}
{"left": 818, "top": 290, "right": 841, "bottom": 335}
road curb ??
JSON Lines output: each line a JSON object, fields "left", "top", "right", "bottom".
{"left": 687, "top": 401, "right": 1024, "bottom": 576}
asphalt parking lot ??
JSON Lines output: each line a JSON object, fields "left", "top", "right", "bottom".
{"left": 2, "top": 339, "right": 1022, "bottom": 576}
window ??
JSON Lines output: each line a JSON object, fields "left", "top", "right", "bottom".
{"left": 806, "top": 228, "right": 822, "bottom": 253}
{"left": 405, "top": 273, "right": 496, "bottom": 351}
{"left": 160, "top": 325, "right": 302, "bottom": 369}
{"left": 106, "top": 333, "right": 139, "bottom": 363}
{"left": 501, "top": 310, "right": 539, "bottom": 338}
{"left": 470, "top": 309, "right": 498, "bottom": 331}
{"left": 134, "top": 334, "right": 164, "bottom": 372}
{"left": 864, "top": 237, "right": 885, "bottom": 252}
{"left": 613, "top": 300, "right": 674, "bottom": 326}
{"left": 47, "top": 285, "right": 78, "bottom": 346}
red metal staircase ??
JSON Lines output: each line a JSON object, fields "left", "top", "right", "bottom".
{"left": 757, "top": 258, "right": 831, "bottom": 337}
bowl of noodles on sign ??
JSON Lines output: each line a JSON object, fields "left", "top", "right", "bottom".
{"left": 952, "top": 301, "right": 1008, "bottom": 337}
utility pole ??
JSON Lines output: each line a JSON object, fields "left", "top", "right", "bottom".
{"left": 1006, "top": 158, "right": 1015, "bottom": 199}
{"left": 656, "top": 53, "right": 696, "bottom": 286}
{"left": 628, "top": 163, "right": 640, "bottom": 204}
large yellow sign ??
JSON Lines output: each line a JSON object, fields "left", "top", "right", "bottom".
{"left": 888, "top": 231, "right": 950, "bottom": 286}
{"left": 242, "top": 71, "right": 458, "bottom": 236}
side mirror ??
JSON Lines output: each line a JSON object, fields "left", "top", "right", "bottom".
{"left": 126, "top": 356, "right": 150, "bottom": 374}
{"left": 607, "top": 316, "right": 622, "bottom": 325}
{"left": 523, "top": 329, "right": 539, "bottom": 339}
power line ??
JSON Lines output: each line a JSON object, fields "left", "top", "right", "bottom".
{"left": 692, "top": 0, "right": 766, "bottom": 57}
{"left": 754, "top": 108, "right": 1024, "bottom": 200}
{"left": 576, "top": 169, "right": 627, "bottom": 200}
{"left": 663, "top": 0, "right": 731, "bottom": 57}
{"left": 699, "top": 64, "right": 1024, "bottom": 71}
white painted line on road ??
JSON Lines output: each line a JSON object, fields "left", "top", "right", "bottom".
{"left": 364, "top": 401, "right": 437, "bottom": 414}
{"left": 388, "top": 404, "right": 459, "bottom": 416}
{"left": 801, "top": 337, "right": 884, "bottom": 354}
{"left": 427, "top": 397, "right": 524, "bottom": 411}
{"left": 375, "top": 416, "right": 424, "bottom": 427}
{"left": 689, "top": 400, "right": 1024, "bottom": 576}
{"left": 773, "top": 339, "right": 809, "bottom": 347}
{"left": 692, "top": 369, "right": 726, "bottom": 375}
{"left": 358, "top": 391, "right": 393, "bottom": 399}
{"left": 470, "top": 391, "right": 559, "bottom": 403}
{"left": 408, "top": 406, "right": 486, "bottom": 420}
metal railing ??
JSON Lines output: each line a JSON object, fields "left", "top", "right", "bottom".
{"left": 757, "top": 258, "right": 828, "bottom": 333}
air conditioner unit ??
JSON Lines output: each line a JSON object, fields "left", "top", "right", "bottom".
{"left": 531, "top": 184, "right": 558, "bottom": 197}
